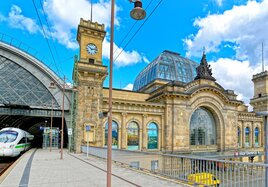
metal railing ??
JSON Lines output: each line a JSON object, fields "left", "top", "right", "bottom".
{"left": 0, "top": 33, "right": 50, "bottom": 64}
{"left": 82, "top": 146, "right": 267, "bottom": 187}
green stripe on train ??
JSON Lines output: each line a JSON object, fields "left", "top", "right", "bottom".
{"left": 15, "top": 143, "right": 31, "bottom": 149}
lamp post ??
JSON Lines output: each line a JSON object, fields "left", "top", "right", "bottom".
{"left": 257, "top": 111, "right": 268, "bottom": 186}
{"left": 69, "top": 86, "right": 78, "bottom": 153}
{"left": 60, "top": 76, "right": 66, "bottom": 160}
{"left": 49, "top": 81, "right": 56, "bottom": 152}
{"left": 106, "top": 1, "right": 146, "bottom": 187}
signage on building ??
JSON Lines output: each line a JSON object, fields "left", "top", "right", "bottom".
{"left": 68, "top": 128, "right": 72, "bottom": 135}
{"left": 234, "top": 151, "right": 261, "bottom": 157}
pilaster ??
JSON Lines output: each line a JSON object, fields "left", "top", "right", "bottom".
{"left": 142, "top": 114, "right": 148, "bottom": 150}
{"left": 121, "top": 112, "right": 127, "bottom": 149}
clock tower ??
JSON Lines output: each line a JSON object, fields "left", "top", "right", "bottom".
{"left": 73, "top": 18, "right": 108, "bottom": 153}
{"left": 77, "top": 18, "right": 106, "bottom": 64}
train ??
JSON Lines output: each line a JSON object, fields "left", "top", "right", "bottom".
{"left": 0, "top": 127, "right": 34, "bottom": 157}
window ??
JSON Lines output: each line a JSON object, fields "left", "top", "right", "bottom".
{"left": 0, "top": 130, "right": 18, "bottom": 143}
{"left": 245, "top": 127, "right": 250, "bottom": 147}
{"left": 105, "top": 121, "right": 119, "bottom": 149}
{"left": 18, "top": 137, "right": 27, "bottom": 144}
{"left": 127, "top": 122, "right": 139, "bottom": 150}
{"left": 147, "top": 122, "right": 158, "bottom": 149}
{"left": 190, "top": 107, "right": 216, "bottom": 145}
{"left": 151, "top": 160, "right": 159, "bottom": 171}
{"left": 255, "top": 127, "right": 259, "bottom": 146}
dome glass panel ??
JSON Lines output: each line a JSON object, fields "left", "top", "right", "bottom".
{"left": 133, "top": 50, "right": 198, "bottom": 91}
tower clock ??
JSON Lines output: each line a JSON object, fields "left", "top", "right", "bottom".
{"left": 73, "top": 18, "right": 108, "bottom": 152}
{"left": 77, "top": 18, "right": 106, "bottom": 65}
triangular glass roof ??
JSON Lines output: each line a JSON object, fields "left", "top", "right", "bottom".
{"left": 133, "top": 50, "right": 199, "bottom": 91}
{"left": 0, "top": 55, "right": 58, "bottom": 108}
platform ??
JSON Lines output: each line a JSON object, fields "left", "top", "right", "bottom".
{"left": 0, "top": 149, "right": 187, "bottom": 187}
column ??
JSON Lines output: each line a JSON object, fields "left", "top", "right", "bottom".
{"left": 161, "top": 115, "right": 165, "bottom": 151}
{"left": 259, "top": 128, "right": 262, "bottom": 147}
{"left": 250, "top": 123, "right": 253, "bottom": 147}
{"left": 242, "top": 121, "right": 245, "bottom": 148}
{"left": 121, "top": 112, "right": 127, "bottom": 149}
{"left": 139, "top": 128, "right": 142, "bottom": 151}
{"left": 142, "top": 114, "right": 148, "bottom": 150}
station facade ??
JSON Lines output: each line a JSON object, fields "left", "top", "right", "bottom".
{"left": 73, "top": 19, "right": 267, "bottom": 161}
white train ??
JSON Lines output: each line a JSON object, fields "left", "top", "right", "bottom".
{"left": 0, "top": 127, "right": 34, "bottom": 157}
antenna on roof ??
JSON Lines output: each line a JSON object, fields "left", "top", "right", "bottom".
{"left": 90, "top": 0, "right": 93, "bottom": 21}
{"left": 262, "top": 42, "right": 265, "bottom": 72}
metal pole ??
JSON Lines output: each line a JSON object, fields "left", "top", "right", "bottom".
{"left": 107, "top": 0, "right": 115, "bottom": 186}
{"left": 68, "top": 135, "right": 70, "bottom": 153}
{"left": 87, "top": 132, "right": 89, "bottom": 158}
{"left": 60, "top": 76, "right": 65, "bottom": 160}
{"left": 50, "top": 98, "right": 53, "bottom": 152}
{"left": 90, "top": 0, "right": 93, "bottom": 21}
{"left": 265, "top": 115, "right": 268, "bottom": 187}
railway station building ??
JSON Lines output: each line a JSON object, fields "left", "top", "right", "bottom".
{"left": 72, "top": 19, "right": 266, "bottom": 162}
{"left": 0, "top": 18, "right": 266, "bottom": 162}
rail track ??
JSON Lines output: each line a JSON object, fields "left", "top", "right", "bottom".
{"left": 0, "top": 157, "right": 16, "bottom": 176}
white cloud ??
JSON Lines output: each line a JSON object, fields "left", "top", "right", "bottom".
{"left": 102, "top": 38, "right": 145, "bottom": 67}
{"left": 42, "top": 0, "right": 147, "bottom": 66}
{"left": 123, "top": 83, "right": 133, "bottom": 90}
{"left": 1, "top": 1, "right": 148, "bottom": 67}
{"left": 6, "top": 5, "right": 40, "bottom": 34}
{"left": 209, "top": 58, "right": 264, "bottom": 106}
{"left": 184, "top": 0, "right": 268, "bottom": 64}
{"left": 215, "top": 0, "right": 224, "bottom": 6}
{"left": 43, "top": 0, "right": 120, "bottom": 49}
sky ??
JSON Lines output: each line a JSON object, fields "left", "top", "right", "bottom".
{"left": 0, "top": 0, "right": 268, "bottom": 109}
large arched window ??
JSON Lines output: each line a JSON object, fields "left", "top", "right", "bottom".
{"left": 127, "top": 121, "right": 139, "bottom": 150}
{"left": 105, "top": 121, "right": 119, "bottom": 149}
{"left": 147, "top": 122, "right": 158, "bottom": 149}
{"left": 190, "top": 107, "right": 216, "bottom": 145}
{"left": 238, "top": 127, "right": 241, "bottom": 146}
{"left": 245, "top": 127, "right": 250, "bottom": 147}
{"left": 255, "top": 127, "right": 259, "bottom": 146}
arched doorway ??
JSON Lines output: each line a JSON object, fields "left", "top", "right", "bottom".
{"left": 147, "top": 122, "right": 158, "bottom": 149}
{"left": 127, "top": 121, "right": 139, "bottom": 150}
{"left": 190, "top": 107, "right": 216, "bottom": 145}
{"left": 105, "top": 121, "right": 119, "bottom": 149}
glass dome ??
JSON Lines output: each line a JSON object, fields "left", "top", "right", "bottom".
{"left": 133, "top": 50, "right": 199, "bottom": 91}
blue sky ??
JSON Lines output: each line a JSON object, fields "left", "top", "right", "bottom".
{"left": 0, "top": 0, "right": 268, "bottom": 108}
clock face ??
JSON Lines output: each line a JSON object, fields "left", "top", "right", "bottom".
{"left": 86, "top": 43, "right": 98, "bottom": 55}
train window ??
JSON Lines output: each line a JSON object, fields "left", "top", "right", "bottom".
{"left": 18, "top": 137, "right": 27, "bottom": 144}
{"left": 0, "top": 130, "right": 18, "bottom": 143}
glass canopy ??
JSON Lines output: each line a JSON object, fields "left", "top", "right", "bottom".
{"left": 133, "top": 50, "right": 198, "bottom": 91}
{"left": 0, "top": 55, "right": 58, "bottom": 108}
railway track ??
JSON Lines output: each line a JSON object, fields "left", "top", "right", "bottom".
{"left": 0, "top": 157, "right": 16, "bottom": 176}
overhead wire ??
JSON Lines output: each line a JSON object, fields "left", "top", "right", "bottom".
{"left": 113, "top": 0, "right": 154, "bottom": 55}
{"left": 38, "top": 0, "right": 64, "bottom": 76}
{"left": 31, "top": 0, "right": 62, "bottom": 77}
{"left": 113, "top": 0, "right": 163, "bottom": 64}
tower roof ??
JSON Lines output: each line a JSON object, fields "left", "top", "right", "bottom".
{"left": 194, "top": 52, "right": 216, "bottom": 81}
{"left": 133, "top": 50, "right": 199, "bottom": 91}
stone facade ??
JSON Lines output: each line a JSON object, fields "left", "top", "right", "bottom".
{"left": 73, "top": 19, "right": 265, "bottom": 158}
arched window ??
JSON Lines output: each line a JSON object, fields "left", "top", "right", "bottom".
{"left": 238, "top": 127, "right": 241, "bottom": 146}
{"left": 245, "top": 127, "right": 250, "bottom": 147}
{"left": 190, "top": 107, "right": 216, "bottom": 145}
{"left": 147, "top": 122, "right": 158, "bottom": 149}
{"left": 255, "top": 127, "right": 259, "bottom": 146}
{"left": 105, "top": 121, "right": 119, "bottom": 149}
{"left": 127, "top": 121, "right": 139, "bottom": 150}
